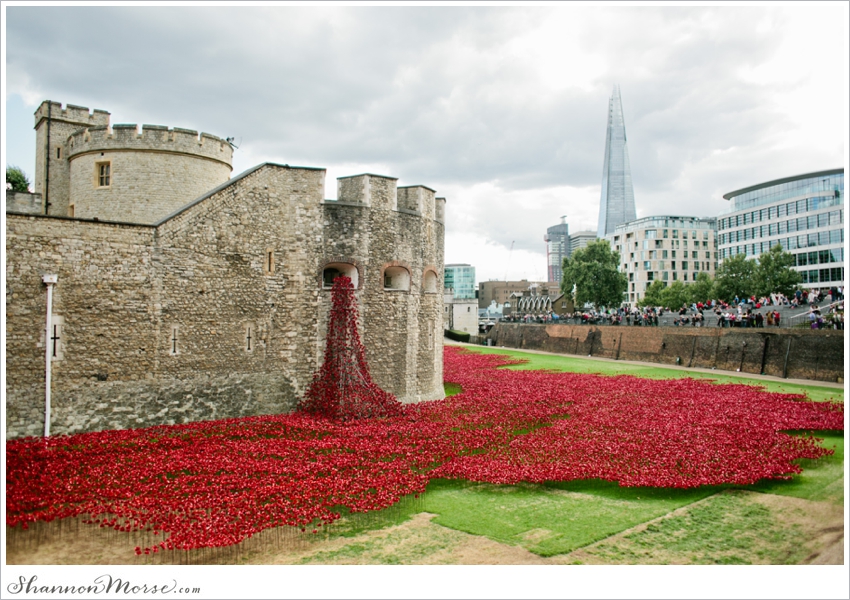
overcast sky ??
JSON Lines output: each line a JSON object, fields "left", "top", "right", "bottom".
{"left": 3, "top": 4, "right": 848, "bottom": 284}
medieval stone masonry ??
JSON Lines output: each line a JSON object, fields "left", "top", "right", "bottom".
{"left": 5, "top": 102, "right": 445, "bottom": 439}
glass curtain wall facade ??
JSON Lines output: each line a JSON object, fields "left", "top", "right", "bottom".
{"left": 607, "top": 216, "right": 718, "bottom": 305}
{"left": 444, "top": 264, "right": 477, "bottom": 300}
{"left": 719, "top": 169, "right": 844, "bottom": 290}
{"left": 545, "top": 218, "right": 569, "bottom": 284}
{"left": 597, "top": 85, "right": 637, "bottom": 237}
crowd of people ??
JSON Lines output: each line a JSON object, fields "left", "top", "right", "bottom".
{"left": 496, "top": 286, "right": 844, "bottom": 330}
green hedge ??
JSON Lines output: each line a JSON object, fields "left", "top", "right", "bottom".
{"left": 444, "top": 329, "right": 471, "bottom": 343}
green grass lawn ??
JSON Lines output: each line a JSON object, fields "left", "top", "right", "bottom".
{"left": 581, "top": 490, "right": 813, "bottom": 565}
{"left": 420, "top": 479, "right": 719, "bottom": 556}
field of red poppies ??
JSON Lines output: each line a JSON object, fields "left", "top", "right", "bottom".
{"left": 5, "top": 347, "right": 843, "bottom": 556}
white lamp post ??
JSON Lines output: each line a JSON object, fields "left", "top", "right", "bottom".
{"left": 42, "top": 274, "right": 58, "bottom": 437}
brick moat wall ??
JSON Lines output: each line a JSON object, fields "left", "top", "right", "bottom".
{"left": 486, "top": 323, "right": 844, "bottom": 383}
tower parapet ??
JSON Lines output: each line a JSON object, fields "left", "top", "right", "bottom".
{"left": 398, "top": 185, "right": 437, "bottom": 219}
{"left": 337, "top": 173, "right": 399, "bottom": 209}
{"left": 34, "top": 101, "right": 110, "bottom": 130}
{"left": 68, "top": 124, "right": 233, "bottom": 167}
{"left": 435, "top": 197, "right": 446, "bottom": 224}
{"left": 65, "top": 123, "right": 233, "bottom": 224}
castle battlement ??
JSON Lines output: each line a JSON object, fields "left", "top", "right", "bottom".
{"left": 67, "top": 124, "right": 233, "bottom": 166}
{"left": 435, "top": 197, "right": 446, "bottom": 224}
{"left": 398, "top": 185, "right": 437, "bottom": 219}
{"left": 34, "top": 101, "right": 110, "bottom": 129}
{"left": 336, "top": 174, "right": 442, "bottom": 218}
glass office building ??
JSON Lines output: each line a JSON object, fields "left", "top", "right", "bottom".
{"left": 545, "top": 218, "right": 569, "bottom": 284}
{"left": 718, "top": 169, "right": 844, "bottom": 290}
{"left": 597, "top": 85, "right": 637, "bottom": 237}
{"left": 444, "top": 264, "right": 477, "bottom": 300}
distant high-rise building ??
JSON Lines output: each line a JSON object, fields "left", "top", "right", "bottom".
{"left": 597, "top": 85, "right": 637, "bottom": 237}
{"left": 444, "top": 264, "right": 477, "bottom": 300}
{"left": 569, "top": 231, "right": 598, "bottom": 255}
{"left": 544, "top": 216, "right": 569, "bottom": 284}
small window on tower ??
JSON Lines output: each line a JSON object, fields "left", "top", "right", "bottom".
{"left": 56, "top": 147, "right": 62, "bottom": 159}
{"left": 95, "top": 161, "right": 111, "bottom": 188}
{"left": 263, "top": 249, "right": 275, "bottom": 275}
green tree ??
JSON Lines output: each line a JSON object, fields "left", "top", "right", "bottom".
{"left": 638, "top": 280, "right": 691, "bottom": 309}
{"left": 662, "top": 281, "right": 691, "bottom": 310}
{"left": 714, "top": 253, "right": 755, "bottom": 302}
{"left": 639, "top": 280, "right": 667, "bottom": 308}
{"left": 561, "top": 239, "right": 627, "bottom": 310}
{"left": 753, "top": 243, "right": 802, "bottom": 297}
{"left": 688, "top": 272, "right": 715, "bottom": 304}
{"left": 6, "top": 165, "right": 31, "bottom": 193}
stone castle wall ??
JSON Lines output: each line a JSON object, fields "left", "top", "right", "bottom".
{"left": 6, "top": 165, "right": 445, "bottom": 439}
{"left": 487, "top": 323, "right": 844, "bottom": 382}
{"left": 5, "top": 191, "right": 42, "bottom": 214}
{"left": 6, "top": 216, "right": 159, "bottom": 437}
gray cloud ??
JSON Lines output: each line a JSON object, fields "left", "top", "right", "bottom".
{"left": 5, "top": 5, "right": 845, "bottom": 264}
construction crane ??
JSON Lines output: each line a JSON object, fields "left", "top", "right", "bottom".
{"left": 504, "top": 241, "right": 514, "bottom": 281}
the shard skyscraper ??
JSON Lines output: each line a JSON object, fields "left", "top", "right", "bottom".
{"left": 597, "top": 85, "right": 637, "bottom": 238}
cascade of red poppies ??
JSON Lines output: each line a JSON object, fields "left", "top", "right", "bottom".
{"left": 4, "top": 347, "right": 843, "bottom": 557}
{"left": 298, "top": 275, "right": 402, "bottom": 420}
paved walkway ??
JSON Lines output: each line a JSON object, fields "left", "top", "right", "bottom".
{"left": 445, "top": 339, "right": 845, "bottom": 390}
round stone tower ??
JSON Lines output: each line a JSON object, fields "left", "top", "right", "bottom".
{"left": 66, "top": 123, "right": 233, "bottom": 224}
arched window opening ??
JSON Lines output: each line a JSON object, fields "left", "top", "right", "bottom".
{"left": 423, "top": 270, "right": 438, "bottom": 293}
{"left": 322, "top": 262, "right": 358, "bottom": 288}
{"left": 383, "top": 266, "right": 410, "bottom": 291}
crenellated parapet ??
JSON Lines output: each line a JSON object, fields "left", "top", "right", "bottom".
{"left": 337, "top": 173, "right": 398, "bottom": 209}
{"left": 435, "top": 197, "right": 446, "bottom": 224}
{"left": 68, "top": 124, "right": 233, "bottom": 167}
{"left": 34, "top": 101, "right": 110, "bottom": 129}
{"left": 335, "top": 174, "right": 440, "bottom": 220}
{"left": 398, "top": 185, "right": 437, "bottom": 219}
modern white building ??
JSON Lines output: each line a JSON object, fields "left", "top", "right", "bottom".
{"left": 443, "top": 291, "right": 478, "bottom": 335}
{"left": 718, "top": 169, "right": 844, "bottom": 291}
{"left": 607, "top": 216, "right": 718, "bottom": 305}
